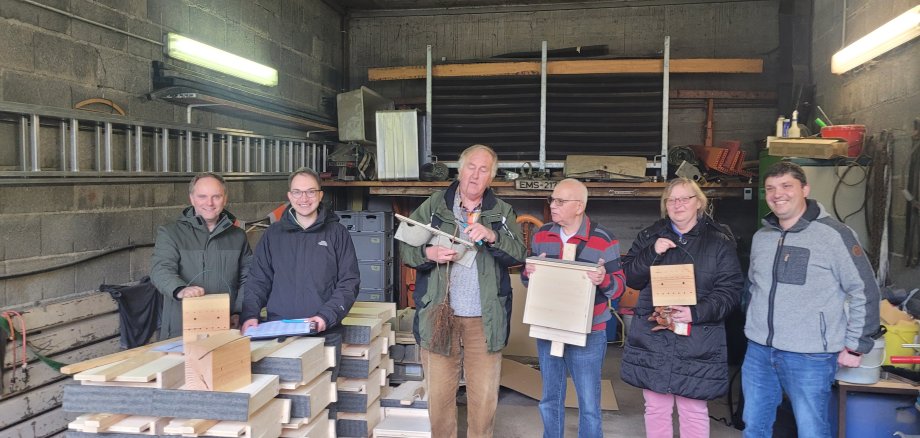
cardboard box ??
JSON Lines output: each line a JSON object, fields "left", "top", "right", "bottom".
{"left": 768, "top": 138, "right": 848, "bottom": 159}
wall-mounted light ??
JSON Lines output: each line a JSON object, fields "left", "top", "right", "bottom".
{"left": 166, "top": 33, "right": 278, "bottom": 87}
{"left": 832, "top": 6, "right": 920, "bottom": 74}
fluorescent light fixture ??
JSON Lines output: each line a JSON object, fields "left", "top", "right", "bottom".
{"left": 166, "top": 33, "right": 278, "bottom": 87}
{"left": 832, "top": 6, "right": 920, "bottom": 74}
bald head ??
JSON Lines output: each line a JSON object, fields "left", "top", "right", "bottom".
{"left": 555, "top": 178, "right": 588, "bottom": 204}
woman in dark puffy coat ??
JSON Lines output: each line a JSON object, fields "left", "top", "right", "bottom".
{"left": 620, "top": 177, "right": 743, "bottom": 438}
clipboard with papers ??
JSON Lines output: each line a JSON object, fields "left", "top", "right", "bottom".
{"left": 243, "top": 319, "right": 318, "bottom": 340}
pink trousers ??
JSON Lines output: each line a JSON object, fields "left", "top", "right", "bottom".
{"left": 642, "top": 389, "right": 710, "bottom": 438}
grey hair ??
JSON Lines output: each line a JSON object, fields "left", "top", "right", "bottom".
{"left": 457, "top": 144, "right": 499, "bottom": 178}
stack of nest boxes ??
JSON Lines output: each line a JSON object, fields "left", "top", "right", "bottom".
{"left": 388, "top": 308, "right": 423, "bottom": 383}
{"left": 339, "top": 211, "right": 395, "bottom": 303}
{"left": 60, "top": 296, "right": 405, "bottom": 438}
{"left": 333, "top": 302, "right": 397, "bottom": 437}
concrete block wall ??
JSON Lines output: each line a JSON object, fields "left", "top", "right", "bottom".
{"left": 0, "top": 0, "right": 343, "bottom": 135}
{"left": 811, "top": 0, "right": 920, "bottom": 286}
{"left": 347, "top": 1, "right": 782, "bottom": 154}
{"left": 0, "top": 179, "right": 291, "bottom": 308}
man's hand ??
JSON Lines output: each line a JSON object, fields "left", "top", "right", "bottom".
{"left": 654, "top": 238, "right": 677, "bottom": 255}
{"left": 838, "top": 350, "right": 862, "bottom": 368}
{"left": 240, "top": 318, "right": 259, "bottom": 335}
{"left": 426, "top": 245, "right": 458, "bottom": 264}
{"left": 307, "top": 316, "right": 327, "bottom": 332}
{"left": 465, "top": 223, "right": 496, "bottom": 244}
{"left": 586, "top": 258, "right": 606, "bottom": 286}
{"left": 230, "top": 314, "right": 240, "bottom": 329}
{"left": 177, "top": 286, "right": 206, "bottom": 299}
{"left": 524, "top": 253, "right": 547, "bottom": 276}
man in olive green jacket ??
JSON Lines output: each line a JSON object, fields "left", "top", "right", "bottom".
{"left": 399, "top": 145, "right": 525, "bottom": 438}
{"left": 150, "top": 173, "right": 251, "bottom": 340}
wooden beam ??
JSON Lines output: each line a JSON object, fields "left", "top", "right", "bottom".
{"left": 671, "top": 90, "right": 777, "bottom": 100}
{"left": 60, "top": 337, "right": 181, "bottom": 375}
{"left": 368, "top": 58, "right": 763, "bottom": 80}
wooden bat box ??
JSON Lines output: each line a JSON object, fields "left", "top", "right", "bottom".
{"left": 650, "top": 264, "right": 697, "bottom": 306}
{"left": 523, "top": 257, "right": 598, "bottom": 334}
{"left": 182, "top": 293, "right": 230, "bottom": 344}
{"left": 184, "top": 331, "right": 251, "bottom": 392}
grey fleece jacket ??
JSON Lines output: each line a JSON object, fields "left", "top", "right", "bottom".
{"left": 744, "top": 200, "right": 880, "bottom": 354}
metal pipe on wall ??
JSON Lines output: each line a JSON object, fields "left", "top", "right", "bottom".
{"left": 539, "top": 41, "right": 547, "bottom": 171}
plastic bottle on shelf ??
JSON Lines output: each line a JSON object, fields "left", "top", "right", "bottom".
{"left": 775, "top": 116, "right": 785, "bottom": 137}
{"left": 788, "top": 110, "right": 801, "bottom": 138}
{"left": 783, "top": 119, "right": 791, "bottom": 137}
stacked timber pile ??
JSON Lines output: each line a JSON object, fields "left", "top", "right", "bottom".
{"left": 374, "top": 381, "right": 430, "bottom": 438}
{"left": 333, "top": 302, "right": 396, "bottom": 437}
{"left": 388, "top": 308, "right": 422, "bottom": 383}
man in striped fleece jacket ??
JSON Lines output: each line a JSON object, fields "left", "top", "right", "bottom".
{"left": 522, "top": 178, "right": 626, "bottom": 438}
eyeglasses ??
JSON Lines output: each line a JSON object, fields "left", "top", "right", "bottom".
{"left": 547, "top": 196, "right": 581, "bottom": 207}
{"left": 290, "top": 189, "right": 322, "bottom": 199}
{"left": 665, "top": 195, "right": 697, "bottom": 206}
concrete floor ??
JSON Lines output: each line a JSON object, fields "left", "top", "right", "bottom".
{"left": 456, "top": 344, "right": 744, "bottom": 437}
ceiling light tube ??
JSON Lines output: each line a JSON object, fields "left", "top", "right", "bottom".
{"left": 832, "top": 6, "right": 920, "bottom": 74}
{"left": 166, "top": 33, "right": 279, "bottom": 86}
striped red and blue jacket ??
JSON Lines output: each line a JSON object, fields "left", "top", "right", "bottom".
{"left": 521, "top": 215, "right": 627, "bottom": 330}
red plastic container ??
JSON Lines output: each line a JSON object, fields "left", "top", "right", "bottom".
{"left": 821, "top": 125, "right": 866, "bottom": 157}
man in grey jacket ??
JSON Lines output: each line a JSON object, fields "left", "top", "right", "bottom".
{"left": 150, "top": 172, "right": 252, "bottom": 340}
{"left": 742, "top": 161, "right": 880, "bottom": 438}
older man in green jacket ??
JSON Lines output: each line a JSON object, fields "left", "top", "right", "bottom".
{"left": 150, "top": 172, "right": 251, "bottom": 340}
{"left": 399, "top": 144, "right": 525, "bottom": 438}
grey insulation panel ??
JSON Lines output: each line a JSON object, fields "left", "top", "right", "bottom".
{"left": 337, "top": 358, "right": 371, "bottom": 379}
{"left": 62, "top": 384, "right": 252, "bottom": 421}
{"left": 252, "top": 357, "right": 305, "bottom": 382}
{"left": 335, "top": 392, "right": 370, "bottom": 413}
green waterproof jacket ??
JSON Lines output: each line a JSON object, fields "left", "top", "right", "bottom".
{"left": 150, "top": 206, "right": 252, "bottom": 340}
{"left": 398, "top": 181, "right": 526, "bottom": 354}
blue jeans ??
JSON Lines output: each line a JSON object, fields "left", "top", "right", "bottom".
{"left": 537, "top": 329, "right": 607, "bottom": 438}
{"left": 741, "top": 340, "right": 837, "bottom": 438}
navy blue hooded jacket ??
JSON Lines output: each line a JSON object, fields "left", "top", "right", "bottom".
{"left": 242, "top": 205, "right": 359, "bottom": 328}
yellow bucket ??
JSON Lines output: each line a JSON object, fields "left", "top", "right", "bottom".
{"left": 883, "top": 321, "right": 919, "bottom": 368}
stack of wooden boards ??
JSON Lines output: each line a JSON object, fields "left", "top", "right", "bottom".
{"left": 60, "top": 301, "right": 404, "bottom": 438}
{"left": 388, "top": 308, "right": 422, "bottom": 383}
{"left": 374, "top": 381, "right": 430, "bottom": 438}
{"left": 333, "top": 303, "right": 396, "bottom": 437}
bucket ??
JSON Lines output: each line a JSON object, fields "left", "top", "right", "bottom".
{"left": 883, "top": 321, "right": 919, "bottom": 368}
{"left": 835, "top": 338, "right": 885, "bottom": 384}
{"left": 821, "top": 125, "right": 866, "bottom": 157}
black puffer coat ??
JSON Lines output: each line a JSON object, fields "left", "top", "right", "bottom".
{"left": 619, "top": 215, "right": 743, "bottom": 400}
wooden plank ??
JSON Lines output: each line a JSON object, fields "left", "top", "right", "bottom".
{"left": 115, "top": 354, "right": 185, "bottom": 384}
{"left": 164, "top": 418, "right": 220, "bottom": 436}
{"left": 202, "top": 398, "right": 287, "bottom": 438}
{"left": 382, "top": 381, "right": 426, "bottom": 407}
{"left": 254, "top": 337, "right": 327, "bottom": 387}
{"left": 2, "top": 337, "right": 119, "bottom": 398}
{"left": 74, "top": 352, "right": 164, "bottom": 382}
{"left": 280, "top": 410, "right": 332, "bottom": 438}
{"left": 348, "top": 302, "right": 397, "bottom": 321}
{"left": 341, "top": 336, "right": 385, "bottom": 360}
{"left": 1, "top": 291, "right": 117, "bottom": 332}
{"left": 341, "top": 317, "right": 383, "bottom": 344}
{"left": 106, "top": 416, "right": 168, "bottom": 434}
{"left": 368, "top": 58, "right": 763, "bottom": 80}
{"left": 250, "top": 337, "right": 295, "bottom": 362}
{"left": 1, "top": 405, "right": 72, "bottom": 438}
{"left": 4, "top": 312, "right": 120, "bottom": 369}
{"left": 83, "top": 413, "right": 129, "bottom": 432}
{"left": 374, "top": 412, "right": 432, "bottom": 438}
{"left": 279, "top": 370, "right": 335, "bottom": 421}
{"left": 60, "top": 337, "right": 181, "bottom": 375}
{"left": 0, "top": 378, "right": 67, "bottom": 429}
